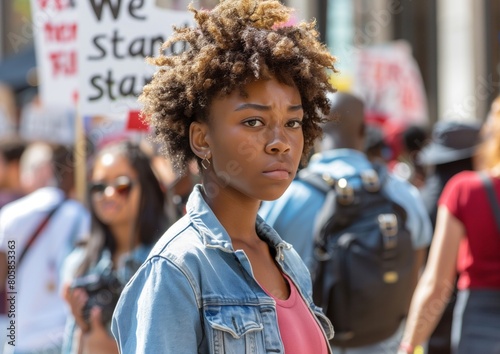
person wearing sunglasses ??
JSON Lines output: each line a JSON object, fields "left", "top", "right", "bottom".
{"left": 61, "top": 140, "right": 169, "bottom": 354}
{"left": 111, "top": 1, "right": 338, "bottom": 353}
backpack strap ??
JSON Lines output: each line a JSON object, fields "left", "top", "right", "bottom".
{"left": 479, "top": 172, "right": 500, "bottom": 233}
{"left": 371, "top": 162, "right": 408, "bottom": 225}
{"left": 298, "top": 170, "right": 354, "bottom": 339}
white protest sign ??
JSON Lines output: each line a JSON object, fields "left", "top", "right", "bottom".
{"left": 19, "top": 99, "right": 76, "bottom": 145}
{"left": 77, "top": 0, "right": 195, "bottom": 118}
{"left": 30, "top": 0, "right": 79, "bottom": 107}
{"left": 352, "top": 40, "right": 429, "bottom": 125}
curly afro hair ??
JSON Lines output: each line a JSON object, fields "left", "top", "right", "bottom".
{"left": 140, "top": 0, "right": 337, "bottom": 172}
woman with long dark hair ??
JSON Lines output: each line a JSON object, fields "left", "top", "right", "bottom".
{"left": 61, "top": 140, "right": 168, "bottom": 354}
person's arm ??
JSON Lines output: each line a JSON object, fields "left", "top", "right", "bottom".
{"left": 80, "top": 307, "right": 119, "bottom": 354}
{"left": 409, "top": 247, "right": 426, "bottom": 294}
{"left": 62, "top": 284, "right": 91, "bottom": 333}
{"left": 112, "top": 256, "right": 202, "bottom": 354}
{"left": 400, "top": 205, "right": 463, "bottom": 352}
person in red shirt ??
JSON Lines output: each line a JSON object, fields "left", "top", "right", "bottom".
{"left": 399, "top": 96, "right": 500, "bottom": 354}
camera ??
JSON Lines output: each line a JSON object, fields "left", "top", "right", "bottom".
{"left": 70, "top": 271, "right": 124, "bottom": 326}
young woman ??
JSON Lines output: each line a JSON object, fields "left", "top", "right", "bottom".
{"left": 61, "top": 141, "right": 168, "bottom": 354}
{"left": 399, "top": 96, "right": 500, "bottom": 354}
{"left": 111, "top": 0, "right": 338, "bottom": 353}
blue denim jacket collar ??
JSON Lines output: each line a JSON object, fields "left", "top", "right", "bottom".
{"left": 187, "top": 184, "right": 292, "bottom": 253}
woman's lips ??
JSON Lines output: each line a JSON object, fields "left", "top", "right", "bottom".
{"left": 262, "top": 170, "right": 290, "bottom": 180}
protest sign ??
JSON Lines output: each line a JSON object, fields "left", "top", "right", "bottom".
{"left": 77, "top": 0, "right": 194, "bottom": 119}
{"left": 19, "top": 98, "right": 76, "bottom": 145}
{"left": 30, "top": 0, "right": 79, "bottom": 107}
{"left": 352, "top": 40, "right": 429, "bottom": 125}
{"left": 28, "top": 0, "right": 78, "bottom": 146}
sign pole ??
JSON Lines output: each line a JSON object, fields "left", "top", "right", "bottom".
{"left": 74, "top": 101, "right": 87, "bottom": 205}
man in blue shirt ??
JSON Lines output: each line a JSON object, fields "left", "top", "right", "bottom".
{"left": 259, "top": 92, "right": 432, "bottom": 353}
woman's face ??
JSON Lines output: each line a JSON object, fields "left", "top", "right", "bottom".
{"left": 90, "top": 153, "right": 141, "bottom": 227}
{"left": 201, "top": 77, "right": 304, "bottom": 202}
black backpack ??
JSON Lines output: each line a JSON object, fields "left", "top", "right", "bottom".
{"left": 298, "top": 164, "right": 415, "bottom": 348}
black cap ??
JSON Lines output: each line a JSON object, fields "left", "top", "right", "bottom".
{"left": 418, "top": 121, "right": 481, "bottom": 165}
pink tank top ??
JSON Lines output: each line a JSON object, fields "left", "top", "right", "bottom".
{"left": 260, "top": 274, "right": 329, "bottom": 354}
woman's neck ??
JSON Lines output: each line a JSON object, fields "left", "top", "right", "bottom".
{"left": 110, "top": 223, "right": 137, "bottom": 255}
{"left": 201, "top": 185, "right": 261, "bottom": 243}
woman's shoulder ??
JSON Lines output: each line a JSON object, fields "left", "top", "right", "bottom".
{"left": 61, "top": 246, "right": 88, "bottom": 283}
{"left": 439, "top": 170, "right": 487, "bottom": 208}
{"left": 444, "top": 171, "right": 484, "bottom": 194}
{"left": 65, "top": 245, "right": 88, "bottom": 264}
{"left": 449, "top": 170, "right": 480, "bottom": 182}
{"left": 147, "top": 214, "right": 207, "bottom": 262}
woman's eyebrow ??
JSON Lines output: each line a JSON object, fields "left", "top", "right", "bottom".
{"left": 288, "top": 104, "right": 303, "bottom": 112}
{"left": 235, "top": 103, "right": 270, "bottom": 111}
{"left": 234, "top": 103, "right": 303, "bottom": 111}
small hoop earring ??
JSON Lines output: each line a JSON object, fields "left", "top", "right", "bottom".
{"left": 201, "top": 155, "right": 211, "bottom": 170}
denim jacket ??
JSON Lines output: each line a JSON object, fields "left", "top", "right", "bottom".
{"left": 112, "top": 185, "right": 334, "bottom": 353}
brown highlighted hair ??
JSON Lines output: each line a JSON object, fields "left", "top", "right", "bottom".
{"left": 140, "top": 0, "right": 337, "bottom": 172}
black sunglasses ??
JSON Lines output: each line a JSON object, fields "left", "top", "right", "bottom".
{"left": 89, "top": 176, "right": 135, "bottom": 198}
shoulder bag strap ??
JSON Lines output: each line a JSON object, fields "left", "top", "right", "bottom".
{"left": 479, "top": 172, "right": 500, "bottom": 233}
{"left": 17, "top": 198, "right": 67, "bottom": 267}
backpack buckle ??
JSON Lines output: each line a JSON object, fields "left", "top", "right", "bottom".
{"left": 321, "top": 173, "right": 336, "bottom": 187}
{"left": 314, "top": 247, "right": 332, "bottom": 261}
{"left": 335, "top": 178, "right": 354, "bottom": 205}
{"left": 361, "top": 169, "right": 380, "bottom": 192}
{"left": 378, "top": 213, "right": 398, "bottom": 249}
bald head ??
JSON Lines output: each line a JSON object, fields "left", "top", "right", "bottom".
{"left": 20, "top": 142, "right": 56, "bottom": 194}
{"left": 321, "top": 92, "right": 365, "bottom": 151}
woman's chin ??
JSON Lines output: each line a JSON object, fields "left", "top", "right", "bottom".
{"left": 259, "top": 188, "right": 290, "bottom": 202}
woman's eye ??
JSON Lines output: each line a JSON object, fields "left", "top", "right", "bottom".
{"left": 244, "top": 119, "right": 263, "bottom": 127}
{"left": 286, "top": 120, "right": 303, "bottom": 128}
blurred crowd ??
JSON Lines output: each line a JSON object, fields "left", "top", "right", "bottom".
{"left": 0, "top": 79, "right": 201, "bottom": 353}
{"left": 0, "top": 67, "right": 498, "bottom": 353}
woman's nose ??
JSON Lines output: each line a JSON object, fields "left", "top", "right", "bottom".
{"left": 103, "top": 185, "right": 116, "bottom": 197}
{"left": 264, "top": 127, "right": 290, "bottom": 154}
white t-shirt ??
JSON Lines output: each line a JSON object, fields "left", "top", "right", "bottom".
{"left": 0, "top": 187, "right": 90, "bottom": 352}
